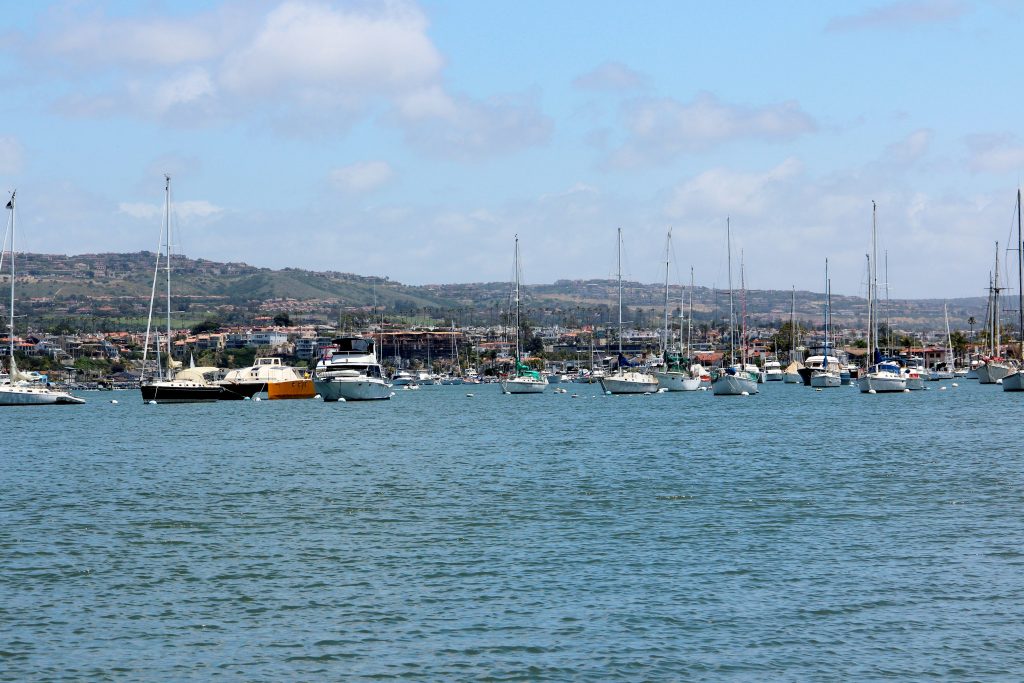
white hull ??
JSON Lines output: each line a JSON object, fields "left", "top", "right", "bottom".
{"left": 764, "top": 371, "right": 784, "bottom": 382}
{"left": 783, "top": 372, "right": 802, "bottom": 384}
{"left": 601, "top": 371, "right": 659, "bottom": 394}
{"left": 977, "top": 362, "right": 1011, "bottom": 384}
{"left": 1002, "top": 371, "right": 1024, "bottom": 392}
{"left": 904, "top": 374, "right": 926, "bottom": 391}
{"left": 928, "top": 370, "right": 954, "bottom": 381}
{"left": 0, "top": 384, "right": 85, "bottom": 405}
{"left": 655, "top": 371, "right": 701, "bottom": 391}
{"left": 711, "top": 374, "right": 758, "bottom": 396}
{"left": 810, "top": 372, "right": 841, "bottom": 388}
{"left": 858, "top": 374, "right": 907, "bottom": 393}
{"left": 315, "top": 377, "right": 392, "bottom": 401}
{"left": 500, "top": 377, "right": 548, "bottom": 394}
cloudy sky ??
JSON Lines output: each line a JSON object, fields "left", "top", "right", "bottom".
{"left": 1, "top": 0, "right": 1022, "bottom": 298}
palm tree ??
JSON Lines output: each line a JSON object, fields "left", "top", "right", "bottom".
{"left": 967, "top": 316, "right": 977, "bottom": 341}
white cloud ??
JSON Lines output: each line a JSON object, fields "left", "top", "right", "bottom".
{"left": 0, "top": 137, "right": 24, "bottom": 174}
{"left": 663, "top": 159, "right": 804, "bottom": 219}
{"left": 609, "top": 93, "right": 816, "bottom": 167}
{"left": 42, "top": 14, "right": 223, "bottom": 67}
{"left": 884, "top": 129, "right": 933, "bottom": 166}
{"left": 118, "top": 202, "right": 161, "bottom": 220}
{"left": 826, "top": 0, "right": 969, "bottom": 31}
{"left": 573, "top": 62, "right": 646, "bottom": 91}
{"left": 330, "top": 161, "right": 396, "bottom": 194}
{"left": 219, "top": 1, "right": 442, "bottom": 97}
{"left": 965, "top": 134, "right": 1024, "bottom": 174}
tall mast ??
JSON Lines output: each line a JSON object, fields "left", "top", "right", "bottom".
{"left": 513, "top": 234, "right": 521, "bottom": 363}
{"left": 727, "top": 217, "right": 734, "bottom": 366}
{"left": 790, "top": 286, "right": 796, "bottom": 361}
{"left": 1018, "top": 189, "right": 1023, "bottom": 360}
{"left": 662, "top": 229, "right": 671, "bottom": 356}
{"left": 740, "top": 248, "right": 747, "bottom": 367}
{"left": 7, "top": 191, "right": 14, "bottom": 366}
{"left": 164, "top": 174, "right": 172, "bottom": 373}
{"left": 871, "top": 201, "right": 878, "bottom": 358}
{"left": 687, "top": 267, "right": 694, "bottom": 360}
{"left": 617, "top": 227, "right": 623, "bottom": 357}
{"left": 992, "top": 241, "right": 1002, "bottom": 357}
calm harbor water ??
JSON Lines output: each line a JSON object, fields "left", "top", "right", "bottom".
{"left": 2, "top": 381, "right": 1023, "bottom": 680}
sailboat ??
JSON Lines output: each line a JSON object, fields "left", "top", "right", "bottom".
{"left": 712, "top": 219, "right": 758, "bottom": 396}
{"left": 1002, "top": 190, "right": 1024, "bottom": 392}
{"left": 928, "top": 303, "right": 956, "bottom": 381}
{"left": 600, "top": 228, "right": 659, "bottom": 394}
{"left": 783, "top": 287, "right": 804, "bottom": 383}
{"left": 810, "top": 259, "right": 841, "bottom": 388}
{"left": 655, "top": 231, "right": 700, "bottom": 391}
{"left": 858, "top": 202, "right": 907, "bottom": 393}
{"left": 0, "top": 192, "right": 84, "bottom": 406}
{"left": 139, "top": 176, "right": 222, "bottom": 403}
{"left": 977, "top": 241, "right": 1013, "bottom": 384}
{"left": 500, "top": 235, "right": 547, "bottom": 394}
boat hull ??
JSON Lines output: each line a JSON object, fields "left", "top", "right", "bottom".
{"left": 216, "top": 381, "right": 266, "bottom": 400}
{"left": 500, "top": 377, "right": 548, "bottom": 394}
{"left": 783, "top": 372, "right": 802, "bottom": 384}
{"left": 1002, "top": 371, "right": 1024, "bottom": 392}
{"left": 977, "top": 362, "right": 1011, "bottom": 384}
{"left": 810, "top": 372, "right": 841, "bottom": 388}
{"left": 267, "top": 379, "right": 315, "bottom": 400}
{"left": 857, "top": 374, "right": 907, "bottom": 393}
{"left": 315, "top": 378, "right": 391, "bottom": 401}
{"left": 764, "top": 372, "right": 784, "bottom": 382}
{"left": 655, "top": 371, "right": 701, "bottom": 391}
{"left": 0, "top": 384, "right": 85, "bottom": 405}
{"left": 140, "top": 381, "right": 222, "bottom": 403}
{"left": 711, "top": 374, "right": 758, "bottom": 396}
{"left": 600, "top": 372, "right": 659, "bottom": 394}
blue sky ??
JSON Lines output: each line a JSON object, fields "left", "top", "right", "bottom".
{"left": 1, "top": 0, "right": 1022, "bottom": 298}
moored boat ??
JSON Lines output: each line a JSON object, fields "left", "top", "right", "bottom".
{"left": 314, "top": 337, "right": 392, "bottom": 401}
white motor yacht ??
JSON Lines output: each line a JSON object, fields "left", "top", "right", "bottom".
{"left": 314, "top": 337, "right": 392, "bottom": 401}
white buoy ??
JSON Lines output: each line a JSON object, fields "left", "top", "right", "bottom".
{"left": 940, "top": 386, "right": 947, "bottom": 391}
{"left": 657, "top": 387, "right": 668, "bottom": 393}
{"left": 243, "top": 396, "right": 251, "bottom": 400}
{"left": 903, "top": 388, "right": 911, "bottom": 392}
{"left": 868, "top": 389, "right": 877, "bottom": 394}
{"left": 147, "top": 400, "right": 157, "bottom": 405}
{"left": 503, "top": 391, "right": 511, "bottom": 395}
{"left": 952, "top": 382, "right": 959, "bottom": 387}
{"left": 254, "top": 397, "right": 261, "bottom": 401}
{"left": 997, "top": 378, "right": 1003, "bottom": 384}
{"left": 741, "top": 391, "right": 749, "bottom": 396}
{"left": 571, "top": 393, "right": 578, "bottom": 398}
{"left": 338, "top": 397, "right": 346, "bottom": 402}
{"left": 314, "top": 394, "right": 321, "bottom": 400}
{"left": 466, "top": 393, "right": 474, "bottom": 397}
{"left": 605, "top": 390, "right": 612, "bottom": 395}
{"left": 110, "top": 399, "right": 118, "bottom": 404}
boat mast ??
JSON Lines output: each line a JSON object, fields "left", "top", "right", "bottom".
{"left": 164, "top": 174, "right": 173, "bottom": 376}
{"left": 513, "top": 234, "right": 521, "bottom": 365}
{"left": 790, "top": 286, "right": 795, "bottom": 361}
{"left": 740, "top": 248, "right": 747, "bottom": 367}
{"left": 994, "top": 241, "right": 1001, "bottom": 357}
{"left": 871, "top": 201, "right": 878, "bottom": 363}
{"left": 1018, "top": 189, "right": 1023, "bottom": 361}
{"left": 6, "top": 191, "right": 14, "bottom": 369}
{"left": 687, "top": 267, "right": 694, "bottom": 361}
{"left": 617, "top": 227, "right": 623, "bottom": 358}
{"left": 662, "top": 229, "right": 671, "bottom": 357}
{"left": 727, "top": 218, "right": 734, "bottom": 366}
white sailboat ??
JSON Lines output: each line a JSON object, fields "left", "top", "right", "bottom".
{"left": 977, "top": 241, "right": 1013, "bottom": 384}
{"left": 859, "top": 202, "right": 907, "bottom": 394}
{"left": 0, "top": 192, "right": 85, "bottom": 406}
{"left": 655, "top": 233, "right": 700, "bottom": 391}
{"left": 601, "top": 228, "right": 659, "bottom": 394}
{"left": 810, "top": 259, "right": 841, "bottom": 388}
{"left": 500, "top": 235, "right": 547, "bottom": 394}
{"left": 1002, "top": 189, "right": 1024, "bottom": 392}
{"left": 712, "top": 219, "right": 758, "bottom": 396}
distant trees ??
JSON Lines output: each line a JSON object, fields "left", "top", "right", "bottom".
{"left": 191, "top": 319, "right": 220, "bottom": 334}
{"left": 273, "top": 312, "right": 292, "bottom": 326}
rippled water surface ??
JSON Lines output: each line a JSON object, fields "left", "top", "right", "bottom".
{"left": 3, "top": 381, "right": 1024, "bottom": 680}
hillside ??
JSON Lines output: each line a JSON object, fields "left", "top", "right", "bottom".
{"left": 4, "top": 252, "right": 994, "bottom": 332}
